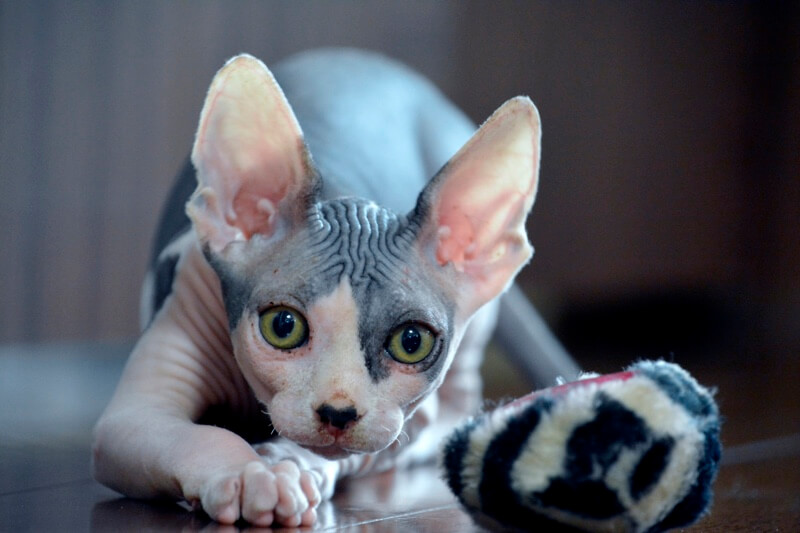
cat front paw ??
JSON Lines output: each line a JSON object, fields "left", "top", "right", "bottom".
{"left": 197, "top": 460, "right": 322, "bottom": 527}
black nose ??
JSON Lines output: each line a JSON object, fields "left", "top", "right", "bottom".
{"left": 316, "top": 404, "right": 359, "bottom": 430}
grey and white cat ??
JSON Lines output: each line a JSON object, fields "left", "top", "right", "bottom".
{"left": 92, "top": 49, "right": 576, "bottom": 527}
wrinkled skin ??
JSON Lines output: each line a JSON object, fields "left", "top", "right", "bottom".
{"left": 92, "top": 51, "right": 541, "bottom": 526}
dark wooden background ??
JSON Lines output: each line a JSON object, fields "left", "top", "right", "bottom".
{"left": 1, "top": 2, "right": 798, "bottom": 364}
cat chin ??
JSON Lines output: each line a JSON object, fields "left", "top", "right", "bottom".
{"left": 301, "top": 440, "right": 390, "bottom": 460}
{"left": 303, "top": 444, "right": 355, "bottom": 460}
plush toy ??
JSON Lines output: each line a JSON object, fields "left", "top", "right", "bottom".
{"left": 443, "top": 360, "right": 721, "bottom": 532}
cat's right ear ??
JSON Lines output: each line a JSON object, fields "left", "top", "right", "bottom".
{"left": 187, "top": 54, "right": 319, "bottom": 253}
{"left": 411, "top": 97, "right": 541, "bottom": 320}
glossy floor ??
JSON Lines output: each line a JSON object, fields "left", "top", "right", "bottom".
{"left": 1, "top": 342, "right": 798, "bottom": 531}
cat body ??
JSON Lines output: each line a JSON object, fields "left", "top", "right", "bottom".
{"left": 92, "top": 49, "right": 550, "bottom": 527}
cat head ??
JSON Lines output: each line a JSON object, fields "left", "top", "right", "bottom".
{"left": 187, "top": 54, "right": 541, "bottom": 459}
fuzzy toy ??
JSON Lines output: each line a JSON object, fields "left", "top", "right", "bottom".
{"left": 442, "top": 360, "right": 721, "bottom": 532}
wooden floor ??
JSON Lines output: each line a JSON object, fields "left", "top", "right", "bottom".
{"left": 1, "top": 342, "right": 798, "bottom": 531}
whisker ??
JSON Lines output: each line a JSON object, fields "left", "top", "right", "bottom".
{"left": 398, "top": 429, "right": 410, "bottom": 444}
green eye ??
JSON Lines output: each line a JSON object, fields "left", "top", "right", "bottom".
{"left": 259, "top": 306, "right": 308, "bottom": 350}
{"left": 386, "top": 323, "right": 436, "bottom": 364}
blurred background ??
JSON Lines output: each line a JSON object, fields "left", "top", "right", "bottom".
{"left": 1, "top": 2, "right": 798, "bottom": 447}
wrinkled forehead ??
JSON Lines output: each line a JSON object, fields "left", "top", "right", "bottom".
{"left": 307, "top": 198, "right": 416, "bottom": 292}
{"left": 212, "top": 198, "right": 453, "bottom": 331}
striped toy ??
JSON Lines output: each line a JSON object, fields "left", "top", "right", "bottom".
{"left": 443, "top": 361, "right": 721, "bottom": 532}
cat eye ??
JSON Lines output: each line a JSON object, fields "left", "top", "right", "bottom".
{"left": 385, "top": 323, "right": 436, "bottom": 364}
{"left": 259, "top": 306, "right": 309, "bottom": 350}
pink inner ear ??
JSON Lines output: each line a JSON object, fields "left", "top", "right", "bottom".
{"left": 433, "top": 98, "right": 539, "bottom": 270}
{"left": 189, "top": 54, "right": 311, "bottom": 248}
{"left": 436, "top": 181, "right": 530, "bottom": 268}
{"left": 224, "top": 152, "right": 293, "bottom": 239}
{"left": 427, "top": 97, "right": 540, "bottom": 315}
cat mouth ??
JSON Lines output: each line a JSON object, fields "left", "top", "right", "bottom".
{"left": 301, "top": 433, "right": 391, "bottom": 459}
{"left": 271, "top": 413, "right": 397, "bottom": 458}
{"left": 304, "top": 443, "right": 357, "bottom": 460}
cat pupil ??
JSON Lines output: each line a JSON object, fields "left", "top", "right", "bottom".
{"left": 273, "top": 311, "right": 295, "bottom": 338}
{"left": 401, "top": 327, "right": 421, "bottom": 353}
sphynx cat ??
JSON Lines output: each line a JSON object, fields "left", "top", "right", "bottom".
{"left": 92, "top": 49, "right": 574, "bottom": 527}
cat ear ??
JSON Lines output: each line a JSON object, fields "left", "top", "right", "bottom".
{"left": 187, "top": 54, "right": 319, "bottom": 253}
{"left": 413, "top": 97, "right": 541, "bottom": 318}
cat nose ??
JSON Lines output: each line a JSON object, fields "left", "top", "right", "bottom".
{"left": 316, "top": 403, "right": 359, "bottom": 430}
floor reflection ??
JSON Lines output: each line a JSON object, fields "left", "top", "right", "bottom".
{"left": 89, "top": 465, "right": 479, "bottom": 532}
{"left": 3, "top": 341, "right": 798, "bottom": 530}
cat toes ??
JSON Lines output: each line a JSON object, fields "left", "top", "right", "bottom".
{"left": 300, "top": 506, "right": 318, "bottom": 527}
{"left": 198, "top": 460, "right": 322, "bottom": 526}
{"left": 240, "top": 461, "right": 278, "bottom": 526}
{"left": 272, "top": 460, "right": 311, "bottom": 526}
{"left": 201, "top": 475, "right": 242, "bottom": 525}
{"left": 301, "top": 469, "right": 322, "bottom": 508}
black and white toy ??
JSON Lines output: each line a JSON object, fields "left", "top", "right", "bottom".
{"left": 443, "top": 360, "right": 721, "bottom": 532}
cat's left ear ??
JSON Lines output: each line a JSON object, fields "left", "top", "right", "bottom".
{"left": 413, "top": 97, "right": 540, "bottom": 318}
{"left": 188, "top": 54, "right": 319, "bottom": 253}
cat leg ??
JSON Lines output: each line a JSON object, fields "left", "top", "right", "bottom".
{"left": 94, "top": 404, "right": 328, "bottom": 527}
{"left": 92, "top": 297, "right": 326, "bottom": 527}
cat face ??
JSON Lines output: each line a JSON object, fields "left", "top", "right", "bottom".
{"left": 188, "top": 54, "right": 541, "bottom": 457}
{"left": 206, "top": 199, "right": 462, "bottom": 457}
